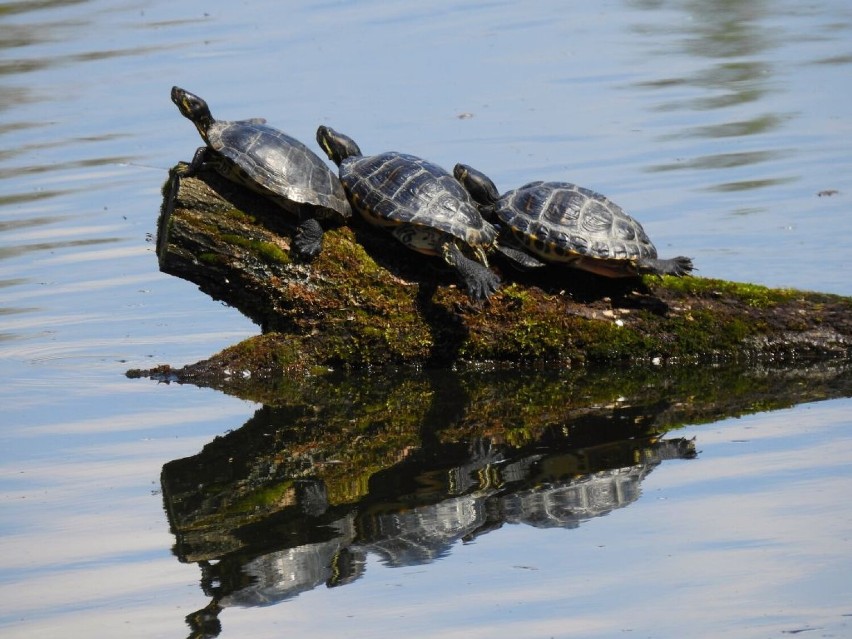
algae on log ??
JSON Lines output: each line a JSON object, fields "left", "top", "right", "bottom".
{"left": 143, "top": 164, "right": 852, "bottom": 380}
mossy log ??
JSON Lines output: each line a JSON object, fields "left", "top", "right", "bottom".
{"left": 141, "top": 164, "right": 852, "bottom": 382}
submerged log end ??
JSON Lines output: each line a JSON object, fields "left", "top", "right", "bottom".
{"left": 131, "top": 166, "right": 852, "bottom": 385}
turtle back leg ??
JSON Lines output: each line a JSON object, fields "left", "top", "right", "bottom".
{"left": 442, "top": 241, "right": 501, "bottom": 301}
{"left": 636, "top": 255, "right": 694, "bottom": 276}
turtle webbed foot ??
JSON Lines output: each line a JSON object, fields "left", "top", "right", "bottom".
{"left": 664, "top": 256, "right": 694, "bottom": 276}
{"left": 641, "top": 256, "right": 694, "bottom": 276}
{"left": 444, "top": 242, "right": 501, "bottom": 301}
{"left": 293, "top": 218, "right": 324, "bottom": 260}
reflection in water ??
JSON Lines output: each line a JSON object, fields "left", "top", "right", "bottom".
{"left": 161, "top": 361, "right": 852, "bottom": 638}
{"left": 633, "top": 0, "right": 776, "bottom": 111}
{"left": 173, "top": 430, "right": 693, "bottom": 638}
{"left": 0, "top": 0, "right": 159, "bottom": 206}
{"left": 0, "top": 236, "right": 118, "bottom": 261}
{"left": 631, "top": 0, "right": 793, "bottom": 192}
{"left": 0, "top": 0, "right": 90, "bottom": 112}
{"left": 0, "top": 1, "right": 168, "bottom": 349}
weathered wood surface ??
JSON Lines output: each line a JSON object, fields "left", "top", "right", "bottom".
{"left": 132, "top": 165, "right": 852, "bottom": 384}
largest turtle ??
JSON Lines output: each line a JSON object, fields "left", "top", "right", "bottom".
{"left": 316, "top": 125, "right": 501, "bottom": 301}
{"left": 171, "top": 86, "right": 351, "bottom": 259}
{"left": 454, "top": 164, "right": 694, "bottom": 279}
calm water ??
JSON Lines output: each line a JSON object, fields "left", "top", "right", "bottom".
{"left": 1, "top": 1, "right": 851, "bottom": 638}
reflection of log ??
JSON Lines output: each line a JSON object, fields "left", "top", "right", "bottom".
{"left": 139, "top": 165, "right": 852, "bottom": 382}
{"left": 164, "top": 360, "right": 852, "bottom": 635}
{"left": 161, "top": 360, "right": 852, "bottom": 563}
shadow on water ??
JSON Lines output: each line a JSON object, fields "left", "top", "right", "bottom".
{"left": 160, "top": 360, "right": 852, "bottom": 638}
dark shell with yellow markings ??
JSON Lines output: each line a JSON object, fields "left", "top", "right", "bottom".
{"left": 497, "top": 181, "right": 657, "bottom": 264}
{"left": 340, "top": 151, "right": 497, "bottom": 250}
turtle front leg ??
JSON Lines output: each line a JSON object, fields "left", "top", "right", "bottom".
{"left": 495, "top": 243, "right": 545, "bottom": 270}
{"left": 293, "top": 218, "right": 324, "bottom": 261}
{"left": 180, "top": 146, "right": 214, "bottom": 177}
{"left": 442, "top": 241, "right": 501, "bottom": 301}
{"left": 169, "top": 147, "right": 211, "bottom": 213}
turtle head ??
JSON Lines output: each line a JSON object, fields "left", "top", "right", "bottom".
{"left": 316, "top": 125, "right": 361, "bottom": 166}
{"left": 171, "top": 86, "right": 213, "bottom": 137}
{"left": 454, "top": 164, "right": 500, "bottom": 207}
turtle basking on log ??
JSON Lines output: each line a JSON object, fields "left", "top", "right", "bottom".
{"left": 454, "top": 163, "right": 693, "bottom": 279}
{"left": 316, "top": 125, "right": 505, "bottom": 301}
{"left": 171, "top": 86, "right": 351, "bottom": 260}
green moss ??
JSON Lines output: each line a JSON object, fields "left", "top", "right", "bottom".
{"left": 656, "top": 275, "right": 798, "bottom": 308}
{"left": 511, "top": 317, "right": 569, "bottom": 359}
{"left": 661, "top": 309, "right": 754, "bottom": 357}
{"left": 500, "top": 284, "right": 536, "bottom": 308}
{"left": 215, "top": 333, "right": 307, "bottom": 376}
{"left": 221, "top": 233, "right": 290, "bottom": 265}
{"left": 577, "top": 318, "right": 656, "bottom": 362}
{"left": 224, "top": 208, "right": 256, "bottom": 224}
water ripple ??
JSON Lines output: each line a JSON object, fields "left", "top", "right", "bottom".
{"left": 0, "top": 237, "right": 119, "bottom": 261}
{"left": 660, "top": 113, "right": 790, "bottom": 141}
{"left": 647, "top": 149, "right": 788, "bottom": 172}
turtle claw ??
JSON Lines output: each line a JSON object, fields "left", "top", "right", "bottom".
{"left": 444, "top": 242, "right": 501, "bottom": 301}
{"left": 668, "top": 256, "right": 695, "bottom": 276}
{"left": 468, "top": 269, "right": 501, "bottom": 301}
{"left": 293, "top": 218, "right": 324, "bottom": 260}
{"left": 640, "top": 256, "right": 694, "bottom": 276}
{"left": 182, "top": 146, "right": 210, "bottom": 177}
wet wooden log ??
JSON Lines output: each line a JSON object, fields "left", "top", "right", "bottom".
{"left": 137, "top": 164, "right": 852, "bottom": 383}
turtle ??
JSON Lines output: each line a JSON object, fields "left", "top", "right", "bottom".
{"left": 454, "top": 163, "right": 694, "bottom": 279}
{"left": 170, "top": 86, "right": 351, "bottom": 260}
{"left": 315, "top": 125, "right": 502, "bottom": 301}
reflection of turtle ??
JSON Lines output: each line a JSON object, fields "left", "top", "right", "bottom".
{"left": 454, "top": 164, "right": 694, "bottom": 278}
{"left": 316, "top": 126, "right": 501, "bottom": 301}
{"left": 170, "top": 87, "right": 351, "bottom": 259}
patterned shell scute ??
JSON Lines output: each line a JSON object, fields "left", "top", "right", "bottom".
{"left": 341, "top": 152, "right": 497, "bottom": 247}
{"left": 500, "top": 181, "right": 657, "bottom": 261}
{"left": 208, "top": 120, "right": 351, "bottom": 218}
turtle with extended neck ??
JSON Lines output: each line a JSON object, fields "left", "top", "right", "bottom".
{"left": 316, "top": 125, "right": 503, "bottom": 301}
{"left": 171, "top": 86, "right": 351, "bottom": 260}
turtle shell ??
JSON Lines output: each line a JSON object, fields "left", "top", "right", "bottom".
{"left": 495, "top": 181, "right": 657, "bottom": 263}
{"left": 339, "top": 152, "right": 496, "bottom": 249}
{"left": 208, "top": 120, "right": 351, "bottom": 222}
